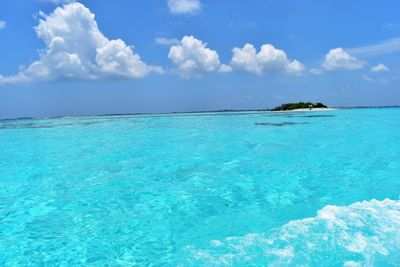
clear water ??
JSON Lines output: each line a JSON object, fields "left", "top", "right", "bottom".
{"left": 0, "top": 108, "right": 399, "bottom": 266}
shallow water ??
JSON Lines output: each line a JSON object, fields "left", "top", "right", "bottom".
{"left": 0, "top": 108, "right": 399, "bottom": 266}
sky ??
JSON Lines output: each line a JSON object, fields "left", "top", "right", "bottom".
{"left": 0, "top": 0, "right": 399, "bottom": 119}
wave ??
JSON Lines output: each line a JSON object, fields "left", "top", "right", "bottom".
{"left": 179, "top": 198, "right": 400, "bottom": 266}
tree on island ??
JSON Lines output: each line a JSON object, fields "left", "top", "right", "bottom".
{"left": 271, "top": 102, "right": 327, "bottom": 111}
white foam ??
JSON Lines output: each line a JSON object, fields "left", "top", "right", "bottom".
{"left": 180, "top": 198, "right": 400, "bottom": 266}
{"left": 344, "top": 261, "right": 361, "bottom": 267}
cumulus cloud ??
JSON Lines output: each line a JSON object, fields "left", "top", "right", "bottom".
{"left": 168, "top": 35, "right": 232, "bottom": 78}
{"left": 371, "top": 63, "right": 389, "bottom": 73}
{"left": 286, "top": 60, "right": 305, "bottom": 74}
{"left": 167, "top": 0, "right": 202, "bottom": 15}
{"left": 0, "top": 3, "right": 161, "bottom": 83}
{"left": 322, "top": 48, "right": 365, "bottom": 70}
{"left": 0, "top": 20, "right": 6, "bottom": 30}
{"left": 230, "top": 43, "right": 305, "bottom": 75}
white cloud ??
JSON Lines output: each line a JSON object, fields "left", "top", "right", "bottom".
{"left": 167, "top": 0, "right": 202, "bottom": 15}
{"left": 0, "top": 3, "right": 161, "bottom": 83}
{"left": 322, "top": 48, "right": 365, "bottom": 70}
{"left": 310, "top": 68, "right": 323, "bottom": 75}
{"left": 155, "top": 37, "right": 179, "bottom": 46}
{"left": 96, "top": 39, "right": 162, "bottom": 78}
{"left": 346, "top": 37, "right": 400, "bottom": 58}
{"left": 371, "top": 63, "right": 389, "bottom": 73}
{"left": 362, "top": 75, "right": 374, "bottom": 82}
{"left": 287, "top": 60, "right": 305, "bottom": 74}
{"left": 168, "top": 35, "right": 232, "bottom": 78}
{"left": 43, "top": 0, "right": 76, "bottom": 4}
{"left": 0, "top": 74, "right": 28, "bottom": 84}
{"left": 230, "top": 43, "right": 304, "bottom": 75}
{"left": 0, "top": 20, "right": 6, "bottom": 30}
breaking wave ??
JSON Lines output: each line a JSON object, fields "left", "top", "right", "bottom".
{"left": 179, "top": 198, "right": 400, "bottom": 266}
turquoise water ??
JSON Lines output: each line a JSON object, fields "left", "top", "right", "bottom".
{"left": 0, "top": 108, "right": 399, "bottom": 266}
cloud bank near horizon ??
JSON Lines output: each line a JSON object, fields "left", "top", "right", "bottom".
{"left": 1, "top": 2, "right": 397, "bottom": 85}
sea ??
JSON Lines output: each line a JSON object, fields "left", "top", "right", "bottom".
{"left": 1, "top": 108, "right": 399, "bottom": 266}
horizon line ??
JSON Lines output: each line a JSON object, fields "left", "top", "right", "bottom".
{"left": 1, "top": 105, "right": 399, "bottom": 121}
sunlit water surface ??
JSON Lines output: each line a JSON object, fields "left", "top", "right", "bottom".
{"left": 1, "top": 108, "right": 399, "bottom": 266}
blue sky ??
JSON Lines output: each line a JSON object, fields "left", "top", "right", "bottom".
{"left": 0, "top": 0, "right": 399, "bottom": 118}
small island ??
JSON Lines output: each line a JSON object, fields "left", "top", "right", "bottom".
{"left": 271, "top": 102, "right": 328, "bottom": 111}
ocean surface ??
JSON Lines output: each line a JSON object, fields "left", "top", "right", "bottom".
{"left": 0, "top": 108, "right": 399, "bottom": 266}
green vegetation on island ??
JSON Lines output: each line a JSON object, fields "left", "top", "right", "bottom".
{"left": 271, "top": 102, "right": 328, "bottom": 111}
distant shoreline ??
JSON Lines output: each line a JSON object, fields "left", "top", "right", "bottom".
{"left": 0, "top": 106, "right": 399, "bottom": 121}
{"left": 272, "top": 108, "right": 337, "bottom": 112}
